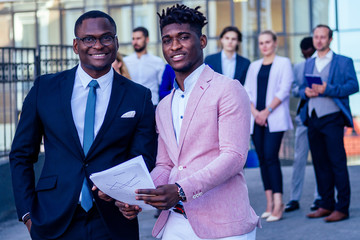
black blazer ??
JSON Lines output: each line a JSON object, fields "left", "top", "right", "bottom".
{"left": 9, "top": 66, "right": 157, "bottom": 240}
{"left": 204, "top": 52, "right": 250, "bottom": 85}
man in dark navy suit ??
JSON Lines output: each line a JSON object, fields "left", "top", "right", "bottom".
{"left": 299, "top": 24, "right": 358, "bottom": 222}
{"left": 9, "top": 10, "right": 156, "bottom": 239}
{"left": 204, "top": 26, "right": 250, "bottom": 85}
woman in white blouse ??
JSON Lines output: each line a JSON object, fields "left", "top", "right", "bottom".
{"left": 244, "top": 30, "right": 293, "bottom": 222}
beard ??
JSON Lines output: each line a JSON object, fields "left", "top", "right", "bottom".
{"left": 134, "top": 44, "right": 146, "bottom": 53}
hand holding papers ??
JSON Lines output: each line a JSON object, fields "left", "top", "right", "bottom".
{"left": 305, "top": 74, "right": 322, "bottom": 88}
{"left": 90, "top": 155, "right": 155, "bottom": 210}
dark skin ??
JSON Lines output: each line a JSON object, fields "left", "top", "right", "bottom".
{"left": 95, "top": 23, "right": 207, "bottom": 220}
{"left": 135, "top": 23, "right": 207, "bottom": 210}
{"left": 73, "top": 18, "right": 119, "bottom": 79}
{"left": 26, "top": 17, "right": 119, "bottom": 233}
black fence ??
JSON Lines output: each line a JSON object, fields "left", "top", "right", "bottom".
{"left": 0, "top": 45, "right": 296, "bottom": 161}
{"left": 0, "top": 45, "right": 78, "bottom": 156}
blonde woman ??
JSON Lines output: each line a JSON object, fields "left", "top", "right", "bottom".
{"left": 112, "top": 52, "right": 131, "bottom": 79}
{"left": 244, "top": 30, "right": 293, "bottom": 222}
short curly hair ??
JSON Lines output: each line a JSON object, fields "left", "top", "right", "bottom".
{"left": 157, "top": 4, "right": 208, "bottom": 37}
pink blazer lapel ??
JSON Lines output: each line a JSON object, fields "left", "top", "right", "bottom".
{"left": 178, "top": 66, "right": 213, "bottom": 153}
{"left": 158, "top": 89, "right": 179, "bottom": 159}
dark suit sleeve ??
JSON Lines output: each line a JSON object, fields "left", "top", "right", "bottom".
{"left": 128, "top": 88, "right": 157, "bottom": 171}
{"left": 237, "top": 57, "right": 251, "bottom": 85}
{"left": 299, "top": 60, "right": 311, "bottom": 100}
{"left": 204, "top": 54, "right": 216, "bottom": 71}
{"left": 159, "top": 65, "right": 175, "bottom": 100}
{"left": 9, "top": 78, "right": 43, "bottom": 220}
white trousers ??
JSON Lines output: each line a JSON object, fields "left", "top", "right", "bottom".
{"left": 161, "top": 212, "right": 256, "bottom": 240}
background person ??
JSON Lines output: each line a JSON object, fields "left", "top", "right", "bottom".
{"left": 244, "top": 30, "right": 293, "bottom": 222}
{"left": 285, "top": 36, "right": 321, "bottom": 213}
{"left": 159, "top": 64, "right": 175, "bottom": 100}
{"left": 9, "top": 10, "right": 156, "bottom": 240}
{"left": 300, "top": 24, "right": 359, "bottom": 222}
{"left": 124, "top": 26, "right": 165, "bottom": 105}
{"left": 204, "top": 26, "right": 250, "bottom": 85}
{"left": 112, "top": 51, "right": 131, "bottom": 79}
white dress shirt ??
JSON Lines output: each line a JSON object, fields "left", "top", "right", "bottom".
{"left": 315, "top": 50, "right": 333, "bottom": 72}
{"left": 171, "top": 64, "right": 205, "bottom": 144}
{"left": 221, "top": 50, "right": 236, "bottom": 79}
{"left": 71, "top": 64, "right": 113, "bottom": 148}
{"left": 123, "top": 53, "right": 165, "bottom": 105}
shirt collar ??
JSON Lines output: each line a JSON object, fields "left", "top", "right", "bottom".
{"left": 132, "top": 52, "right": 148, "bottom": 59}
{"left": 221, "top": 50, "right": 236, "bottom": 61}
{"left": 173, "top": 64, "right": 206, "bottom": 92}
{"left": 315, "top": 49, "right": 333, "bottom": 60}
{"left": 77, "top": 63, "right": 113, "bottom": 91}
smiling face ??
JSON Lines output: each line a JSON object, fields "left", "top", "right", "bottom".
{"left": 258, "top": 33, "right": 277, "bottom": 57}
{"left": 161, "top": 23, "right": 207, "bottom": 80}
{"left": 220, "top": 31, "right": 238, "bottom": 53}
{"left": 73, "top": 17, "right": 118, "bottom": 78}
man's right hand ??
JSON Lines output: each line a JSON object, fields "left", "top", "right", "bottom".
{"left": 25, "top": 219, "right": 32, "bottom": 233}
{"left": 115, "top": 201, "right": 142, "bottom": 220}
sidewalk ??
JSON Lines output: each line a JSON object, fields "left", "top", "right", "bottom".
{"left": 1, "top": 165, "right": 359, "bottom": 239}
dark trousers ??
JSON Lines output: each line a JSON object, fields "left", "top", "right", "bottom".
{"left": 31, "top": 205, "right": 112, "bottom": 240}
{"left": 307, "top": 111, "right": 350, "bottom": 215}
{"left": 252, "top": 124, "right": 284, "bottom": 193}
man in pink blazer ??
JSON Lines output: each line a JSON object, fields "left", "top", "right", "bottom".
{"left": 120, "top": 4, "right": 260, "bottom": 240}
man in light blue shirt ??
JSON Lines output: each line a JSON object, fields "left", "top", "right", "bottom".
{"left": 124, "top": 27, "right": 165, "bottom": 105}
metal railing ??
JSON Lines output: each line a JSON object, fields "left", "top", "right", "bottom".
{"left": 0, "top": 45, "right": 297, "bottom": 161}
{"left": 0, "top": 45, "right": 78, "bottom": 156}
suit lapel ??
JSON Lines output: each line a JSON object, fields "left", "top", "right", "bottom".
{"left": 87, "top": 73, "right": 126, "bottom": 157}
{"left": 177, "top": 66, "right": 212, "bottom": 154}
{"left": 216, "top": 52, "right": 223, "bottom": 74}
{"left": 60, "top": 66, "right": 85, "bottom": 158}
{"left": 328, "top": 53, "right": 337, "bottom": 84}
{"left": 306, "top": 58, "right": 316, "bottom": 75}
{"left": 234, "top": 54, "right": 241, "bottom": 79}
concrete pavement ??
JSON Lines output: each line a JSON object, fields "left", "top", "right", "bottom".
{"left": 1, "top": 165, "right": 359, "bottom": 239}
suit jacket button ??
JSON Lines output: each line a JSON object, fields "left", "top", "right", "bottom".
{"left": 84, "top": 163, "right": 89, "bottom": 167}
{"left": 178, "top": 166, "right": 183, "bottom": 171}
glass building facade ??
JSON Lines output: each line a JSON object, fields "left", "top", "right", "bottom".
{"left": 0, "top": 0, "right": 359, "bottom": 114}
{"left": 0, "top": 0, "right": 359, "bottom": 160}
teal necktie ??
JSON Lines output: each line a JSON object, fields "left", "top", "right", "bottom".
{"left": 81, "top": 80, "right": 99, "bottom": 212}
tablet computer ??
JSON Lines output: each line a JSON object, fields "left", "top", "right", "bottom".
{"left": 305, "top": 74, "right": 322, "bottom": 88}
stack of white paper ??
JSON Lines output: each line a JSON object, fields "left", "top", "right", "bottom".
{"left": 90, "top": 155, "right": 155, "bottom": 210}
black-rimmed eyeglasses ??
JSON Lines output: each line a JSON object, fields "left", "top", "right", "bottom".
{"left": 75, "top": 35, "right": 117, "bottom": 47}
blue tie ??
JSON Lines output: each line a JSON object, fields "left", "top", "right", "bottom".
{"left": 81, "top": 80, "right": 99, "bottom": 212}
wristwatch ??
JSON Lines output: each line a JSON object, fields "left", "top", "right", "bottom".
{"left": 175, "top": 182, "right": 187, "bottom": 201}
{"left": 267, "top": 107, "right": 273, "bottom": 113}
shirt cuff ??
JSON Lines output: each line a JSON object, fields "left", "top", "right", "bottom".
{"left": 21, "top": 212, "right": 30, "bottom": 223}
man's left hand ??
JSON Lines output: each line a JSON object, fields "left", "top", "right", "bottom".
{"left": 312, "top": 82, "right": 327, "bottom": 94}
{"left": 115, "top": 201, "right": 142, "bottom": 220}
{"left": 136, "top": 184, "right": 180, "bottom": 210}
{"left": 92, "top": 185, "right": 113, "bottom": 202}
